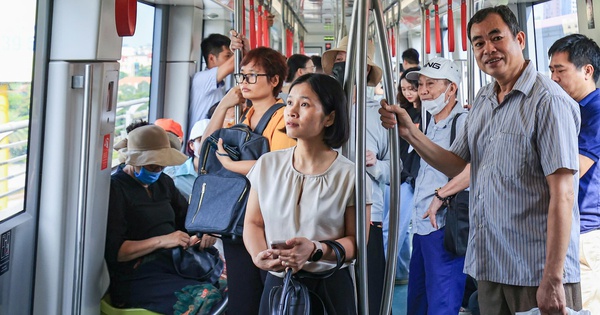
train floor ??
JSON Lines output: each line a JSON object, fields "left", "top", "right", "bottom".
{"left": 391, "top": 283, "right": 409, "bottom": 314}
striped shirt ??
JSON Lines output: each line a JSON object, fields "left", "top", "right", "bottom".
{"left": 450, "top": 61, "right": 581, "bottom": 286}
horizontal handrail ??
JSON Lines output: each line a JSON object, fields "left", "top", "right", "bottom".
{"left": 0, "top": 97, "right": 150, "bottom": 203}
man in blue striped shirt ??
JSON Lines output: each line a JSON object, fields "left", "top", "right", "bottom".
{"left": 380, "top": 5, "right": 581, "bottom": 315}
{"left": 549, "top": 34, "right": 600, "bottom": 314}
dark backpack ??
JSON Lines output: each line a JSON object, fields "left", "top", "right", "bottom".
{"left": 443, "top": 112, "right": 470, "bottom": 256}
{"left": 185, "top": 103, "right": 284, "bottom": 237}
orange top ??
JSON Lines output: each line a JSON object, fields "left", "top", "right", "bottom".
{"left": 242, "top": 105, "right": 296, "bottom": 152}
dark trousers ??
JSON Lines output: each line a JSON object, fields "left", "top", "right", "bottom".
{"left": 367, "top": 223, "right": 386, "bottom": 315}
{"left": 222, "top": 238, "right": 266, "bottom": 315}
{"left": 259, "top": 268, "right": 356, "bottom": 315}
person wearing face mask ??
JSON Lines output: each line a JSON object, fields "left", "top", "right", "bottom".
{"left": 106, "top": 125, "right": 221, "bottom": 314}
{"left": 164, "top": 119, "right": 210, "bottom": 201}
{"left": 397, "top": 57, "right": 471, "bottom": 315}
{"left": 322, "top": 36, "right": 390, "bottom": 315}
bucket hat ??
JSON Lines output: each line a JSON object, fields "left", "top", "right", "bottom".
{"left": 118, "top": 125, "right": 187, "bottom": 167}
{"left": 322, "top": 36, "right": 383, "bottom": 86}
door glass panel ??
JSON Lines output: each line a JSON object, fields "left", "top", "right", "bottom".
{"left": 0, "top": 0, "right": 36, "bottom": 221}
{"left": 113, "top": 3, "right": 155, "bottom": 167}
{"left": 533, "top": 0, "right": 579, "bottom": 76}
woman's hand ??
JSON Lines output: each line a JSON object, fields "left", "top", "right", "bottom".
{"left": 160, "top": 230, "right": 191, "bottom": 249}
{"left": 197, "top": 234, "right": 217, "bottom": 249}
{"left": 423, "top": 197, "right": 444, "bottom": 229}
{"left": 274, "top": 238, "right": 315, "bottom": 273}
{"left": 253, "top": 250, "right": 286, "bottom": 272}
{"left": 218, "top": 86, "right": 245, "bottom": 110}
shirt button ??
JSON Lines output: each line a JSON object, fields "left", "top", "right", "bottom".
{"left": 479, "top": 224, "right": 483, "bottom": 228}
{"left": 478, "top": 194, "right": 483, "bottom": 199}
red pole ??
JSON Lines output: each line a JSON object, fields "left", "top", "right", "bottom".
{"left": 249, "top": 0, "right": 256, "bottom": 48}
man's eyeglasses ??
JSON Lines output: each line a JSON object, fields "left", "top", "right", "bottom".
{"left": 234, "top": 73, "right": 269, "bottom": 84}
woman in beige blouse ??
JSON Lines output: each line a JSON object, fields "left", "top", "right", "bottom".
{"left": 244, "top": 73, "right": 372, "bottom": 314}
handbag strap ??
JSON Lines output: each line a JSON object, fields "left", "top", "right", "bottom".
{"left": 296, "top": 240, "right": 346, "bottom": 279}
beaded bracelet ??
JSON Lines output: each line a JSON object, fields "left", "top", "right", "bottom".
{"left": 434, "top": 187, "right": 454, "bottom": 204}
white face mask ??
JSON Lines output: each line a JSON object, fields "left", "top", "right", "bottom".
{"left": 422, "top": 84, "right": 451, "bottom": 115}
{"left": 193, "top": 141, "right": 202, "bottom": 158}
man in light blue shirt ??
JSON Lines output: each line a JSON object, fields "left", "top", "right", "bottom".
{"left": 401, "top": 57, "right": 470, "bottom": 315}
{"left": 188, "top": 34, "right": 234, "bottom": 138}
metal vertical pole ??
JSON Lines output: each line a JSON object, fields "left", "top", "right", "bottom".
{"left": 467, "top": 0, "right": 475, "bottom": 106}
{"left": 420, "top": 0, "right": 429, "bottom": 134}
{"left": 355, "top": 0, "right": 370, "bottom": 313}
{"left": 372, "top": 1, "right": 402, "bottom": 314}
{"left": 234, "top": 0, "right": 243, "bottom": 123}
{"left": 72, "top": 64, "right": 93, "bottom": 315}
{"left": 340, "top": 0, "right": 359, "bottom": 159}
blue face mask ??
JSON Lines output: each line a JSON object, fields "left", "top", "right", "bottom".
{"left": 134, "top": 167, "right": 162, "bottom": 185}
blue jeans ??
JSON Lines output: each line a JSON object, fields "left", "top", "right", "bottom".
{"left": 382, "top": 182, "right": 413, "bottom": 280}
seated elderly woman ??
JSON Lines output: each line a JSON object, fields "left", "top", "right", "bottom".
{"left": 105, "top": 124, "right": 221, "bottom": 314}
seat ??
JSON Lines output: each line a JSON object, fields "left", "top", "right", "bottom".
{"left": 100, "top": 292, "right": 228, "bottom": 315}
{"left": 100, "top": 294, "right": 161, "bottom": 315}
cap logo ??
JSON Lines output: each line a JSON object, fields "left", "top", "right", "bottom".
{"left": 425, "top": 62, "right": 442, "bottom": 69}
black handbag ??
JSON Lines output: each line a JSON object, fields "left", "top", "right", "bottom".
{"left": 443, "top": 112, "right": 470, "bottom": 256}
{"left": 268, "top": 240, "right": 346, "bottom": 315}
{"left": 171, "top": 245, "right": 224, "bottom": 284}
{"left": 444, "top": 190, "right": 470, "bottom": 256}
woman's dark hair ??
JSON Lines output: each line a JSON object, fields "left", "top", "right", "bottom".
{"left": 289, "top": 73, "right": 349, "bottom": 148}
{"left": 241, "top": 47, "right": 288, "bottom": 97}
{"left": 286, "top": 54, "right": 311, "bottom": 83}
{"left": 311, "top": 55, "right": 323, "bottom": 73}
{"left": 467, "top": 5, "right": 521, "bottom": 42}
{"left": 396, "top": 66, "right": 421, "bottom": 109}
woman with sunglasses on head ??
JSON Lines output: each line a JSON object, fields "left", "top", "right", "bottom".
{"left": 200, "top": 41, "right": 297, "bottom": 314}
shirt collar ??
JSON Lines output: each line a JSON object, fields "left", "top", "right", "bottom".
{"left": 580, "top": 88, "right": 600, "bottom": 107}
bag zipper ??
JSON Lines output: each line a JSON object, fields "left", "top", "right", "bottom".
{"left": 191, "top": 183, "right": 206, "bottom": 223}
{"left": 237, "top": 186, "right": 247, "bottom": 203}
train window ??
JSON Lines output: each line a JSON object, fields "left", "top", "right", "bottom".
{"left": 0, "top": 0, "right": 36, "bottom": 221}
{"left": 533, "top": 0, "right": 579, "bottom": 76}
{"left": 113, "top": 3, "right": 155, "bottom": 167}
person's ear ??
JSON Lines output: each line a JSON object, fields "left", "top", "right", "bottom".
{"left": 324, "top": 111, "right": 335, "bottom": 128}
{"left": 270, "top": 75, "right": 280, "bottom": 87}
{"left": 583, "top": 64, "right": 595, "bottom": 81}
